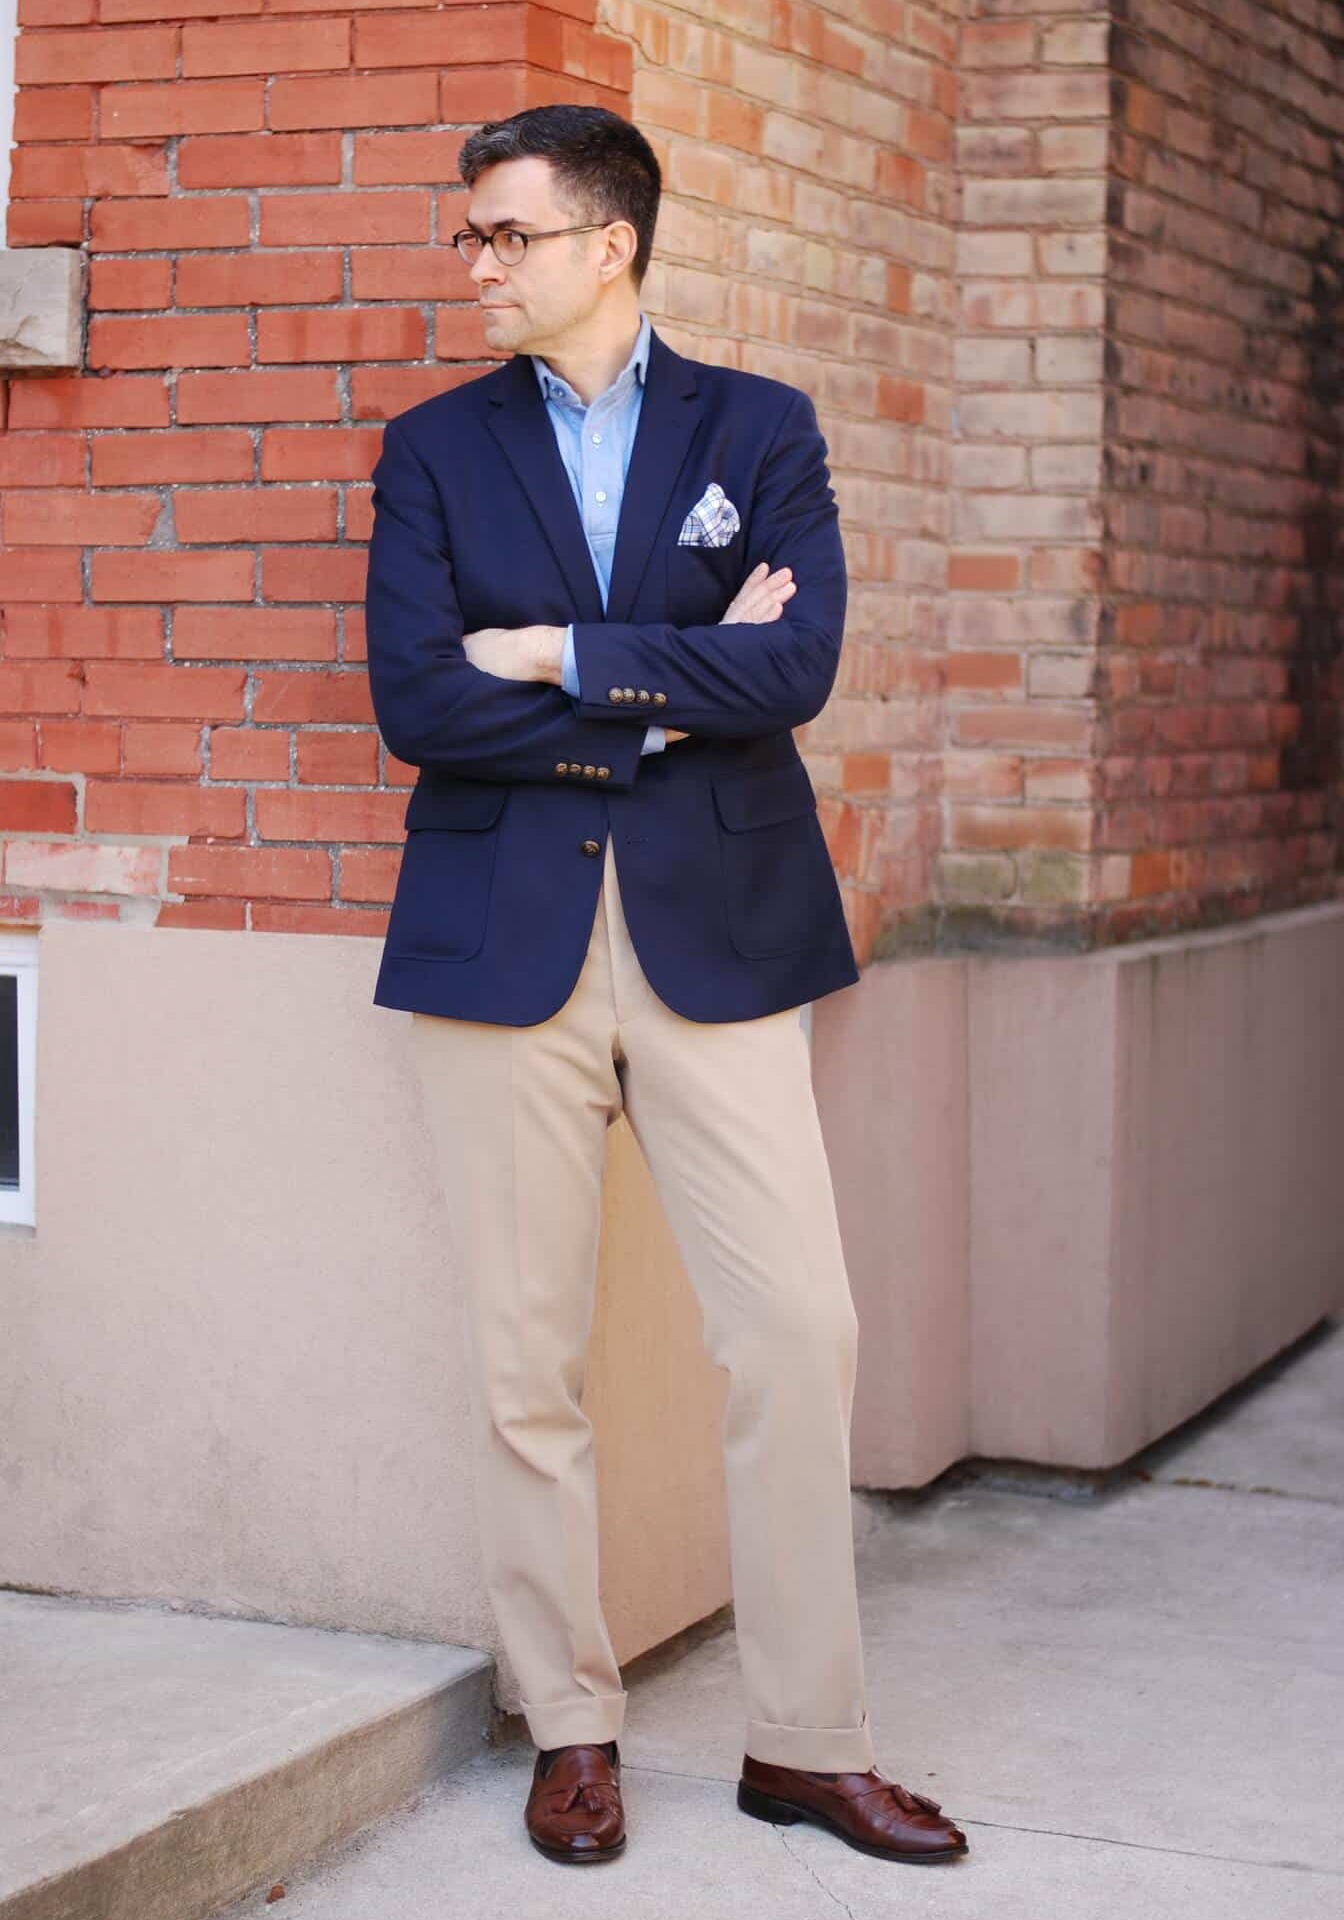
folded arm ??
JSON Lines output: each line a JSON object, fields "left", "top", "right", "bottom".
{"left": 567, "top": 390, "right": 846, "bottom": 740}
{"left": 363, "top": 419, "right": 646, "bottom": 790}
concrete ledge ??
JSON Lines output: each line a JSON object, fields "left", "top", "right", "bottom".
{"left": 0, "top": 1592, "right": 493, "bottom": 1920}
{"left": 814, "top": 900, "right": 1344, "bottom": 1483}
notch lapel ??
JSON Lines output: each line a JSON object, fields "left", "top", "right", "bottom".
{"left": 485, "top": 325, "right": 704, "bottom": 627}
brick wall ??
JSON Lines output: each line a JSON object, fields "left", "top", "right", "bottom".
{"left": 1, "top": 0, "right": 1341, "bottom": 956}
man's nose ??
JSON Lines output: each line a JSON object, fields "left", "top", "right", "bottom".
{"left": 470, "top": 249, "right": 503, "bottom": 287}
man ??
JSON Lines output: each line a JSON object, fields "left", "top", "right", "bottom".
{"left": 363, "top": 103, "right": 968, "bottom": 1870}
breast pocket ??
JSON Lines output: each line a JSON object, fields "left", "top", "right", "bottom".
{"left": 665, "top": 536, "right": 747, "bottom": 626}
{"left": 385, "top": 781, "right": 508, "bottom": 963}
{"left": 711, "top": 760, "right": 838, "bottom": 958}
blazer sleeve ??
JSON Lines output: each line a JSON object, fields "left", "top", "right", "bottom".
{"left": 363, "top": 419, "right": 646, "bottom": 790}
{"left": 566, "top": 389, "right": 846, "bottom": 740}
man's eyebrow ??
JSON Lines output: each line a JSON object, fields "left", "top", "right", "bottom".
{"left": 464, "top": 216, "right": 534, "bottom": 234}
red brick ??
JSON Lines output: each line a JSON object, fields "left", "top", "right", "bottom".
{"left": 100, "top": 79, "right": 264, "bottom": 138}
{"left": 259, "top": 190, "right": 432, "bottom": 247}
{"left": 179, "top": 131, "right": 342, "bottom": 188}
{"left": 351, "top": 245, "right": 473, "bottom": 302}
{"left": 268, "top": 70, "right": 439, "bottom": 132}
{"left": 176, "top": 369, "right": 343, "bottom": 424}
{"left": 354, "top": 130, "right": 468, "bottom": 186}
{"left": 157, "top": 895, "right": 248, "bottom": 928}
{"left": 209, "top": 726, "right": 292, "bottom": 780}
{"left": 5, "top": 605, "right": 164, "bottom": 659}
{"left": 85, "top": 778, "right": 245, "bottom": 837}
{"left": 7, "top": 375, "right": 169, "bottom": 429}
{"left": 83, "top": 662, "right": 246, "bottom": 720}
{"left": 256, "top": 785, "right": 407, "bottom": 842}
{"left": 15, "top": 25, "right": 178, "bottom": 86}
{"left": 91, "top": 195, "right": 251, "bottom": 251}
{"left": 949, "top": 552, "right": 1022, "bottom": 591}
{"left": 0, "top": 724, "right": 40, "bottom": 770}
{"left": 0, "top": 779, "right": 78, "bottom": 833}
{"left": 8, "top": 490, "right": 163, "bottom": 548}
{"left": 91, "top": 429, "right": 254, "bottom": 486}
{"left": 172, "top": 606, "right": 338, "bottom": 660}
{"left": 13, "top": 83, "right": 93, "bottom": 141}
{"left": 91, "top": 549, "right": 255, "bottom": 601}
{"left": 339, "top": 845, "right": 400, "bottom": 902}
{"left": 259, "top": 428, "right": 382, "bottom": 480}
{"left": 88, "top": 256, "right": 174, "bottom": 310}
{"left": 257, "top": 307, "right": 425, "bottom": 364}
{"left": 296, "top": 728, "right": 379, "bottom": 785}
{"left": 123, "top": 723, "right": 204, "bottom": 777}
{"left": 167, "top": 842, "right": 332, "bottom": 898}
{"left": 39, "top": 721, "right": 122, "bottom": 773}
{"left": 181, "top": 18, "right": 351, "bottom": 79}
{"left": 9, "top": 141, "right": 168, "bottom": 198}
{"left": 253, "top": 669, "right": 373, "bottom": 726}
{"left": 0, "top": 432, "right": 84, "bottom": 489}
{"left": 177, "top": 251, "right": 343, "bottom": 310}
{"left": 260, "top": 547, "right": 367, "bottom": 602}
{"left": 251, "top": 901, "right": 386, "bottom": 933}
{"left": 88, "top": 313, "right": 251, "bottom": 370}
{"left": 0, "top": 548, "right": 83, "bottom": 601}
{"left": 174, "top": 489, "right": 339, "bottom": 546}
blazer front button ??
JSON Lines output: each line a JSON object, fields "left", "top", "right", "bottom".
{"left": 580, "top": 838, "right": 601, "bottom": 857}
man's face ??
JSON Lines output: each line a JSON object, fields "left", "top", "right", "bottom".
{"left": 462, "top": 156, "right": 610, "bottom": 355}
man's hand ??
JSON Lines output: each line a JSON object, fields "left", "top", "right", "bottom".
{"left": 723, "top": 561, "right": 796, "bottom": 624}
{"left": 461, "top": 624, "right": 566, "bottom": 683}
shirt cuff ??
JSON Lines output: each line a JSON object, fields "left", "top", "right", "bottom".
{"left": 641, "top": 726, "right": 666, "bottom": 754}
{"left": 561, "top": 624, "right": 580, "bottom": 698}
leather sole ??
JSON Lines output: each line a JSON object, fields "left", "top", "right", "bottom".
{"left": 737, "top": 1781, "right": 968, "bottom": 1863}
{"left": 527, "top": 1830, "right": 627, "bottom": 1864}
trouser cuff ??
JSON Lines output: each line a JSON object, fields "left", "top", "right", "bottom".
{"left": 745, "top": 1711, "right": 876, "bottom": 1772}
{"left": 520, "top": 1690, "right": 627, "bottom": 1750}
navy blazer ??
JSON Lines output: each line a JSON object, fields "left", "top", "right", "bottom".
{"left": 363, "top": 321, "right": 860, "bottom": 1026}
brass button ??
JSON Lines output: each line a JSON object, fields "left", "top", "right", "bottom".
{"left": 608, "top": 686, "right": 624, "bottom": 703}
{"left": 637, "top": 689, "right": 651, "bottom": 703}
{"left": 622, "top": 686, "right": 636, "bottom": 701}
{"left": 652, "top": 691, "right": 667, "bottom": 706}
{"left": 580, "top": 838, "right": 601, "bottom": 857}
{"left": 567, "top": 762, "right": 582, "bottom": 774}
{"left": 596, "top": 766, "right": 610, "bottom": 778}
{"left": 583, "top": 764, "right": 595, "bottom": 777}
{"left": 555, "top": 761, "right": 568, "bottom": 774}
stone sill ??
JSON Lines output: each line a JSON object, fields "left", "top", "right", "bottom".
{"left": 0, "top": 246, "right": 84, "bottom": 370}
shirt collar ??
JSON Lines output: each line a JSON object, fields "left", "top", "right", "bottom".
{"left": 530, "top": 311, "right": 650, "bottom": 409}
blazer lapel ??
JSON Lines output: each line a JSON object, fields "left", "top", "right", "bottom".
{"left": 485, "top": 324, "right": 705, "bottom": 627}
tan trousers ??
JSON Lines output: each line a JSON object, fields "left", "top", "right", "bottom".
{"left": 409, "top": 833, "right": 876, "bottom": 1772}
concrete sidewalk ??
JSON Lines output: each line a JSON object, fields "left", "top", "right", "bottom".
{"left": 195, "top": 1310, "right": 1344, "bottom": 1918}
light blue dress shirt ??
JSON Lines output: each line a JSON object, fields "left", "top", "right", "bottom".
{"left": 529, "top": 311, "right": 665, "bottom": 755}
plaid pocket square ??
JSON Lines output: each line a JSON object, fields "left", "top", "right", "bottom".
{"left": 677, "top": 481, "right": 741, "bottom": 548}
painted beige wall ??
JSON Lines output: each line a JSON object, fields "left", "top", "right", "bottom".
{"left": 0, "top": 918, "right": 729, "bottom": 1714}
{"left": 813, "top": 901, "right": 1344, "bottom": 1485}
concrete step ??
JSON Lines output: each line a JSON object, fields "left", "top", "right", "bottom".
{"left": 0, "top": 1591, "right": 493, "bottom": 1920}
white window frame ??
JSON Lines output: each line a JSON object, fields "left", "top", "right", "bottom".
{"left": 0, "top": 932, "right": 38, "bottom": 1227}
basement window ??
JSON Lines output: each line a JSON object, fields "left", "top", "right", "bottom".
{"left": 0, "top": 934, "right": 37, "bottom": 1228}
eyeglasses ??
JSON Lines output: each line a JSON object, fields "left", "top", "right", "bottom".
{"left": 452, "top": 223, "right": 610, "bottom": 267}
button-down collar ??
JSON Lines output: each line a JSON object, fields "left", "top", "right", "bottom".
{"left": 529, "top": 310, "right": 650, "bottom": 411}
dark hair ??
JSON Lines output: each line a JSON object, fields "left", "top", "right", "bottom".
{"left": 457, "top": 105, "right": 661, "bottom": 289}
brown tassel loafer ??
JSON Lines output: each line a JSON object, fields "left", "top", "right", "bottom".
{"left": 524, "top": 1739, "right": 627, "bottom": 1863}
{"left": 737, "top": 1753, "right": 969, "bottom": 1863}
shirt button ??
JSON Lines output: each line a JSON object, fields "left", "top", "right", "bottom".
{"left": 595, "top": 490, "right": 607, "bottom": 502}
{"left": 591, "top": 432, "right": 602, "bottom": 444}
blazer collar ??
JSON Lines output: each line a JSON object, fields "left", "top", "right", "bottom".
{"left": 486, "top": 322, "right": 704, "bottom": 627}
